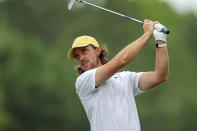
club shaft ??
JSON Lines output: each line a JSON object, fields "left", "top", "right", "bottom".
{"left": 76, "top": 0, "right": 170, "bottom": 34}
{"left": 77, "top": 0, "right": 143, "bottom": 24}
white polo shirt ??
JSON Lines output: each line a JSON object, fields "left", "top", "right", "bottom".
{"left": 76, "top": 68, "right": 144, "bottom": 131}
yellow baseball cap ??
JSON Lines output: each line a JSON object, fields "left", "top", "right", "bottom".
{"left": 67, "top": 35, "right": 100, "bottom": 59}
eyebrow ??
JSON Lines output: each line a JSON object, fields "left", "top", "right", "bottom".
{"left": 73, "top": 47, "right": 84, "bottom": 56}
{"left": 75, "top": 46, "right": 88, "bottom": 53}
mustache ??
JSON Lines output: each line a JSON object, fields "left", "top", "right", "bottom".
{"left": 80, "top": 60, "right": 89, "bottom": 65}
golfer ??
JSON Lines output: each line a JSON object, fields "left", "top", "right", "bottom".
{"left": 67, "top": 19, "right": 169, "bottom": 131}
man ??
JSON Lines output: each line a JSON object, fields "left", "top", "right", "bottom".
{"left": 67, "top": 19, "right": 169, "bottom": 131}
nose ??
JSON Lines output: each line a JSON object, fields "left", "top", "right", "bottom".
{"left": 79, "top": 53, "right": 86, "bottom": 61}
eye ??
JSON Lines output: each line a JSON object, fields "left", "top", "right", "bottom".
{"left": 81, "top": 48, "right": 87, "bottom": 54}
{"left": 74, "top": 54, "right": 80, "bottom": 60}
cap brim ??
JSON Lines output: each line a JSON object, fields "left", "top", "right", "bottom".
{"left": 67, "top": 43, "right": 92, "bottom": 59}
{"left": 67, "top": 48, "right": 75, "bottom": 59}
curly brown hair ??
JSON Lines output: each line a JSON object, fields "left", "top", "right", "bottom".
{"left": 75, "top": 44, "right": 108, "bottom": 75}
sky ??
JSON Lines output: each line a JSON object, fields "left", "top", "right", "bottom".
{"left": 161, "top": 0, "right": 197, "bottom": 16}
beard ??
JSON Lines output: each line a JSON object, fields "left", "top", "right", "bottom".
{"left": 81, "top": 60, "right": 98, "bottom": 72}
{"left": 82, "top": 63, "right": 95, "bottom": 71}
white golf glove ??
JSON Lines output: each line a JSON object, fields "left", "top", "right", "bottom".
{"left": 153, "top": 23, "right": 167, "bottom": 42}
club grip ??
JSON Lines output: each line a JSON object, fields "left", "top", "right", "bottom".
{"left": 161, "top": 28, "right": 170, "bottom": 34}
{"left": 141, "top": 22, "right": 170, "bottom": 34}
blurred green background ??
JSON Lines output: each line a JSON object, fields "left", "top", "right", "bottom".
{"left": 0, "top": 0, "right": 197, "bottom": 131}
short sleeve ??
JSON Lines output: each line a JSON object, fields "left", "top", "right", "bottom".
{"left": 128, "top": 72, "right": 144, "bottom": 96}
{"left": 75, "top": 68, "right": 97, "bottom": 99}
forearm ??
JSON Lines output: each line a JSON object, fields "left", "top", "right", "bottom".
{"left": 155, "top": 42, "right": 169, "bottom": 80}
{"left": 138, "top": 42, "right": 169, "bottom": 91}
{"left": 113, "top": 33, "right": 152, "bottom": 67}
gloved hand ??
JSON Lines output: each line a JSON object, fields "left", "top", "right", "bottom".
{"left": 153, "top": 23, "right": 168, "bottom": 42}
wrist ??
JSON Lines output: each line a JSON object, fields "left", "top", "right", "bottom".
{"left": 155, "top": 37, "right": 167, "bottom": 42}
{"left": 156, "top": 40, "right": 166, "bottom": 44}
{"left": 143, "top": 32, "right": 152, "bottom": 39}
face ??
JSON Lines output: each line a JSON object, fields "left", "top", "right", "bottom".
{"left": 73, "top": 45, "right": 101, "bottom": 72}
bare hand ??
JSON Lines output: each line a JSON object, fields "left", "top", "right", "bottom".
{"left": 143, "top": 19, "right": 158, "bottom": 36}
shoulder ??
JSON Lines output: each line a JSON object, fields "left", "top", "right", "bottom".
{"left": 75, "top": 68, "right": 98, "bottom": 98}
{"left": 75, "top": 68, "right": 97, "bottom": 89}
{"left": 119, "top": 71, "right": 143, "bottom": 76}
{"left": 117, "top": 71, "right": 130, "bottom": 75}
{"left": 76, "top": 68, "right": 97, "bottom": 81}
{"left": 115, "top": 71, "right": 143, "bottom": 84}
{"left": 116, "top": 71, "right": 141, "bottom": 77}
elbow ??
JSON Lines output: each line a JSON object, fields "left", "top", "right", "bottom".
{"left": 163, "top": 71, "right": 169, "bottom": 81}
{"left": 161, "top": 77, "right": 168, "bottom": 84}
{"left": 159, "top": 75, "right": 168, "bottom": 83}
{"left": 156, "top": 70, "right": 169, "bottom": 83}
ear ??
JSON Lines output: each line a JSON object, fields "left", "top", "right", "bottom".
{"left": 96, "top": 47, "right": 102, "bottom": 56}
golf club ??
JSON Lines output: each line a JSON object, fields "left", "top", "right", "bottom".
{"left": 68, "top": 0, "right": 170, "bottom": 34}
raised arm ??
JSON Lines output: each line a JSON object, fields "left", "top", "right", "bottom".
{"left": 95, "top": 19, "right": 154, "bottom": 86}
{"left": 139, "top": 24, "right": 169, "bottom": 91}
